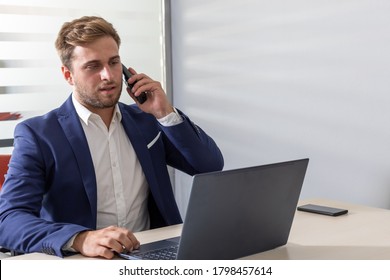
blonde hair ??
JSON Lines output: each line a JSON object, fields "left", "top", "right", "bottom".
{"left": 55, "top": 16, "right": 121, "bottom": 69}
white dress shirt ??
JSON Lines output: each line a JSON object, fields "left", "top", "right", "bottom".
{"left": 71, "top": 95, "right": 182, "bottom": 232}
{"left": 63, "top": 96, "right": 182, "bottom": 251}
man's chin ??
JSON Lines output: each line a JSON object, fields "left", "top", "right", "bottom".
{"left": 85, "top": 96, "right": 120, "bottom": 109}
{"left": 99, "top": 92, "right": 121, "bottom": 107}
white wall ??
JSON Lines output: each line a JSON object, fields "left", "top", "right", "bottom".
{"left": 170, "top": 0, "right": 390, "bottom": 215}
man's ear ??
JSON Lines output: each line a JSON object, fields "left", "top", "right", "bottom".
{"left": 61, "top": 66, "right": 74, "bottom": 85}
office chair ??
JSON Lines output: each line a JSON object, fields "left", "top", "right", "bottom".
{"left": 0, "top": 154, "right": 11, "bottom": 189}
{"left": 0, "top": 154, "right": 12, "bottom": 257}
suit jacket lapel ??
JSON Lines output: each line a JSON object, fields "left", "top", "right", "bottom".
{"left": 57, "top": 96, "right": 97, "bottom": 227}
{"left": 119, "top": 107, "right": 161, "bottom": 192}
{"left": 119, "top": 107, "right": 181, "bottom": 226}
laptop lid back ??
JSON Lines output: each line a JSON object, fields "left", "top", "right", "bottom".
{"left": 176, "top": 158, "right": 309, "bottom": 260}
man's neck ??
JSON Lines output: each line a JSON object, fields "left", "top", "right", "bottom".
{"left": 73, "top": 94, "right": 116, "bottom": 129}
{"left": 90, "top": 107, "right": 115, "bottom": 129}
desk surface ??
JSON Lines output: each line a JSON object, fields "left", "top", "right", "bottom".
{"left": 7, "top": 198, "right": 390, "bottom": 260}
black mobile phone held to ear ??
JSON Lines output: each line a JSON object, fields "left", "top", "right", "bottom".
{"left": 297, "top": 204, "right": 348, "bottom": 216}
{"left": 122, "top": 64, "right": 147, "bottom": 104}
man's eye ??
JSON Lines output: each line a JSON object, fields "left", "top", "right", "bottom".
{"left": 86, "top": 65, "right": 98, "bottom": 70}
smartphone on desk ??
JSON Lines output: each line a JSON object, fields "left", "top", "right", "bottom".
{"left": 297, "top": 204, "right": 348, "bottom": 216}
{"left": 122, "top": 64, "right": 147, "bottom": 104}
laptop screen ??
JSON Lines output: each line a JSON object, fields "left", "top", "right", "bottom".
{"left": 177, "top": 158, "right": 309, "bottom": 259}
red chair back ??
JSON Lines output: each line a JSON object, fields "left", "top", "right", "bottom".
{"left": 0, "top": 155, "right": 11, "bottom": 189}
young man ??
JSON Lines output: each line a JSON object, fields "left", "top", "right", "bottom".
{"left": 0, "top": 16, "right": 223, "bottom": 259}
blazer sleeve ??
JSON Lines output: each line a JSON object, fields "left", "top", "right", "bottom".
{"left": 159, "top": 109, "right": 224, "bottom": 175}
{"left": 0, "top": 122, "right": 89, "bottom": 257}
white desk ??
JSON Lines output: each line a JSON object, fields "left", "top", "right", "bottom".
{"left": 244, "top": 198, "right": 390, "bottom": 259}
{"left": 7, "top": 199, "right": 390, "bottom": 260}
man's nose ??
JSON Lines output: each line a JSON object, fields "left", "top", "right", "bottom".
{"left": 100, "top": 66, "right": 113, "bottom": 80}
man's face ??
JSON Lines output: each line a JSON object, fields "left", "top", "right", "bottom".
{"left": 63, "top": 36, "right": 123, "bottom": 113}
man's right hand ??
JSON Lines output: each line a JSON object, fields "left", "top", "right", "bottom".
{"left": 72, "top": 225, "right": 140, "bottom": 259}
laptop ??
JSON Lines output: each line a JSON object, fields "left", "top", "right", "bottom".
{"left": 118, "top": 158, "right": 309, "bottom": 260}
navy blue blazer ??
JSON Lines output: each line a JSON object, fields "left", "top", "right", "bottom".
{"left": 0, "top": 95, "right": 223, "bottom": 257}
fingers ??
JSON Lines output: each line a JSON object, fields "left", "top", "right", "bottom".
{"left": 127, "top": 231, "right": 141, "bottom": 250}
{"left": 73, "top": 226, "right": 140, "bottom": 259}
{"left": 125, "top": 67, "right": 158, "bottom": 93}
{"left": 110, "top": 227, "right": 140, "bottom": 253}
{"left": 127, "top": 72, "right": 162, "bottom": 97}
{"left": 126, "top": 67, "right": 137, "bottom": 75}
{"left": 124, "top": 68, "right": 173, "bottom": 118}
{"left": 103, "top": 226, "right": 140, "bottom": 253}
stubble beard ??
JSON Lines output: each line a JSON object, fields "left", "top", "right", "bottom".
{"left": 75, "top": 81, "right": 122, "bottom": 109}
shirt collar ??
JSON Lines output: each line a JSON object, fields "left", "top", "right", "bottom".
{"left": 71, "top": 93, "right": 122, "bottom": 125}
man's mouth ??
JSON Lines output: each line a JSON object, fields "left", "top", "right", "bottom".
{"left": 99, "top": 85, "right": 116, "bottom": 94}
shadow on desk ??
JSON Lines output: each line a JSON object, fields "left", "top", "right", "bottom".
{"left": 243, "top": 243, "right": 390, "bottom": 260}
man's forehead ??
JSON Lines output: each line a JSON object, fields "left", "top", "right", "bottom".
{"left": 71, "top": 36, "right": 119, "bottom": 62}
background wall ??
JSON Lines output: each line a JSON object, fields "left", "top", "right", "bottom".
{"left": 2, "top": 0, "right": 390, "bottom": 219}
{"left": 0, "top": 0, "right": 166, "bottom": 153}
{"left": 170, "top": 0, "right": 390, "bottom": 216}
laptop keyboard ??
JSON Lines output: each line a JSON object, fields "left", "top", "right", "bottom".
{"left": 135, "top": 244, "right": 179, "bottom": 260}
